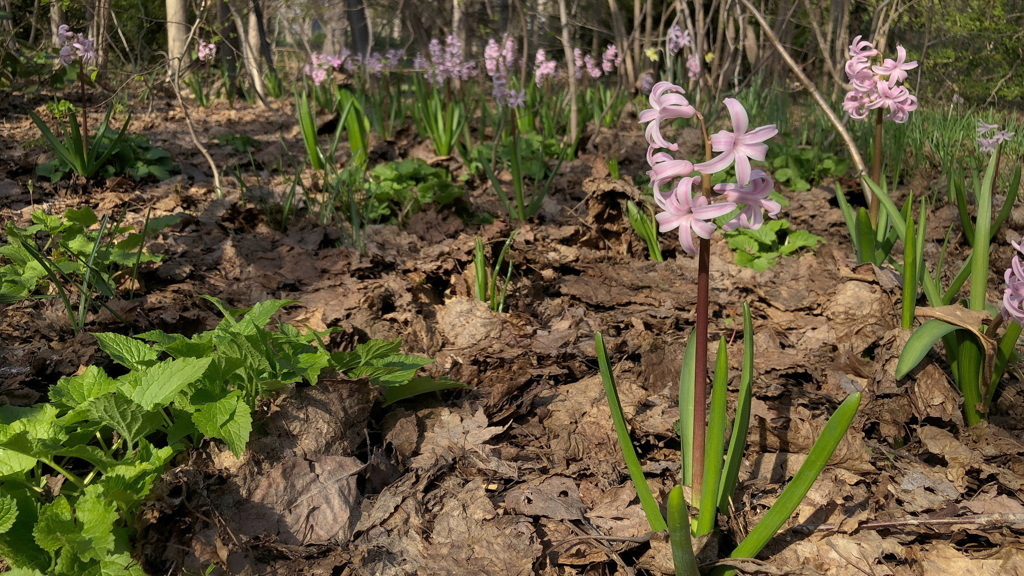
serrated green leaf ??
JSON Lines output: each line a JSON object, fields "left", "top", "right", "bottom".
{"left": 0, "top": 492, "right": 17, "bottom": 534}
{"left": 49, "top": 366, "right": 119, "bottom": 407}
{"left": 87, "top": 394, "right": 159, "bottom": 448}
{"left": 98, "top": 440, "right": 174, "bottom": 510}
{"left": 191, "top": 391, "right": 252, "bottom": 456}
{"left": 123, "top": 356, "right": 212, "bottom": 410}
{"left": 93, "top": 333, "right": 159, "bottom": 371}
{"left": 726, "top": 234, "right": 760, "bottom": 253}
{"left": 33, "top": 496, "right": 77, "bottom": 552}
{"left": 0, "top": 404, "right": 65, "bottom": 476}
{"left": 76, "top": 485, "right": 117, "bottom": 559}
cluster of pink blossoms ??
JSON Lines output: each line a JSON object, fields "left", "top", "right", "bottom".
{"left": 484, "top": 37, "right": 525, "bottom": 108}
{"left": 573, "top": 44, "right": 621, "bottom": 79}
{"left": 304, "top": 49, "right": 404, "bottom": 85}
{"left": 977, "top": 121, "right": 1015, "bottom": 153}
{"left": 640, "top": 82, "right": 780, "bottom": 253}
{"left": 57, "top": 25, "right": 96, "bottom": 67}
{"left": 1003, "top": 240, "right": 1024, "bottom": 325}
{"left": 415, "top": 35, "right": 477, "bottom": 85}
{"left": 534, "top": 49, "right": 557, "bottom": 87}
{"left": 667, "top": 24, "right": 691, "bottom": 56}
{"left": 197, "top": 39, "right": 216, "bottom": 63}
{"left": 842, "top": 36, "right": 918, "bottom": 123}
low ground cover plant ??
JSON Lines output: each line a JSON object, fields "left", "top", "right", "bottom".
{"left": 0, "top": 297, "right": 461, "bottom": 575}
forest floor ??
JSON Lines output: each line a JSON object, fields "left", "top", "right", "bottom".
{"left": 2, "top": 94, "right": 1024, "bottom": 576}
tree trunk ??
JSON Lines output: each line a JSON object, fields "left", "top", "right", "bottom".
{"left": 346, "top": 0, "right": 369, "bottom": 55}
{"left": 251, "top": 0, "right": 276, "bottom": 78}
{"left": 218, "top": 0, "right": 241, "bottom": 100}
{"left": 166, "top": 0, "right": 188, "bottom": 81}
{"left": 556, "top": 0, "right": 577, "bottom": 144}
{"left": 88, "top": 0, "right": 111, "bottom": 70}
{"left": 49, "top": 0, "right": 65, "bottom": 48}
{"left": 606, "top": 0, "right": 634, "bottom": 84}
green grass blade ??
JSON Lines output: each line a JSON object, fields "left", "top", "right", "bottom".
{"left": 596, "top": 332, "right": 667, "bottom": 532}
{"left": 970, "top": 152, "right": 999, "bottom": 311}
{"left": 719, "top": 303, "right": 753, "bottom": 514}
{"left": 696, "top": 337, "right": 729, "bottom": 536}
{"left": 473, "top": 238, "right": 488, "bottom": 302}
{"left": 723, "top": 393, "right": 861, "bottom": 569}
{"left": 902, "top": 211, "right": 917, "bottom": 329}
{"left": 991, "top": 321, "right": 1022, "bottom": 406}
{"left": 668, "top": 485, "right": 699, "bottom": 576}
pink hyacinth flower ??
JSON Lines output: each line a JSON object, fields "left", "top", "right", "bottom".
{"left": 693, "top": 98, "right": 778, "bottom": 185}
{"left": 654, "top": 176, "right": 736, "bottom": 254}
{"left": 646, "top": 148, "right": 695, "bottom": 192}
{"left": 872, "top": 45, "right": 917, "bottom": 86}
{"left": 714, "top": 170, "right": 780, "bottom": 231}
{"left": 1004, "top": 240, "right": 1024, "bottom": 325}
{"left": 638, "top": 82, "right": 697, "bottom": 151}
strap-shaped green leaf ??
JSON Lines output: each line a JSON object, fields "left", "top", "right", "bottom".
{"left": 667, "top": 485, "right": 699, "bottom": 576}
{"left": 896, "top": 319, "right": 960, "bottom": 379}
{"left": 696, "top": 337, "right": 729, "bottom": 536}
{"left": 596, "top": 332, "right": 667, "bottom": 532}
{"left": 718, "top": 392, "right": 861, "bottom": 575}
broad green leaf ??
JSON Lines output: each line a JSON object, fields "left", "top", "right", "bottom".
{"left": 64, "top": 206, "right": 98, "bottom": 228}
{"left": 94, "top": 333, "right": 159, "bottom": 370}
{"left": 895, "top": 319, "right": 960, "bottom": 379}
{"left": 123, "top": 356, "right": 212, "bottom": 410}
{"left": 76, "top": 485, "right": 117, "bottom": 559}
{"left": 0, "top": 492, "right": 17, "bottom": 534}
{"left": 191, "top": 391, "right": 252, "bottom": 456}
{"left": 50, "top": 366, "right": 119, "bottom": 407}
{"left": 382, "top": 377, "right": 468, "bottom": 406}
{"left": 33, "top": 496, "right": 77, "bottom": 552}
{"left": 99, "top": 551, "right": 147, "bottom": 576}
{"left": 0, "top": 404, "right": 65, "bottom": 476}
{"left": 98, "top": 441, "right": 174, "bottom": 510}
{"left": 87, "top": 394, "right": 158, "bottom": 449}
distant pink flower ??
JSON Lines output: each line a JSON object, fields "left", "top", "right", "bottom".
{"left": 484, "top": 38, "right": 501, "bottom": 76}
{"left": 197, "top": 40, "right": 216, "bottom": 62}
{"left": 654, "top": 176, "right": 736, "bottom": 254}
{"left": 57, "top": 25, "right": 96, "bottom": 67}
{"left": 977, "top": 120, "right": 1000, "bottom": 135}
{"left": 977, "top": 122, "right": 1014, "bottom": 152}
{"left": 694, "top": 98, "right": 778, "bottom": 185}
{"left": 534, "top": 49, "right": 557, "bottom": 86}
{"left": 585, "top": 54, "right": 602, "bottom": 78}
{"left": 686, "top": 54, "right": 701, "bottom": 78}
{"left": 714, "top": 170, "right": 780, "bottom": 231}
{"left": 638, "top": 82, "right": 697, "bottom": 151}
{"left": 667, "top": 24, "right": 690, "bottom": 55}
{"left": 1004, "top": 240, "right": 1024, "bottom": 325}
{"left": 602, "top": 44, "right": 619, "bottom": 73}
{"left": 573, "top": 48, "right": 584, "bottom": 78}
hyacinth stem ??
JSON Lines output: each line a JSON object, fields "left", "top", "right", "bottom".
{"left": 869, "top": 108, "right": 883, "bottom": 226}
{"left": 691, "top": 116, "right": 714, "bottom": 503}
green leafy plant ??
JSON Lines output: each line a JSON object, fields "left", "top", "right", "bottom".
{"left": 478, "top": 130, "right": 568, "bottom": 221}
{"left": 30, "top": 106, "right": 132, "bottom": 182}
{"left": 626, "top": 200, "right": 664, "bottom": 262}
{"left": 724, "top": 218, "right": 823, "bottom": 271}
{"left": 896, "top": 150, "right": 1023, "bottom": 425}
{"left": 768, "top": 142, "right": 849, "bottom": 191}
{"left": 0, "top": 297, "right": 462, "bottom": 575}
{"left": 0, "top": 207, "right": 183, "bottom": 332}
{"left": 364, "top": 158, "right": 465, "bottom": 224}
{"left": 473, "top": 230, "right": 517, "bottom": 313}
